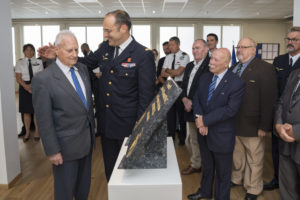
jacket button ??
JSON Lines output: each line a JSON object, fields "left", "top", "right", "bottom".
{"left": 106, "top": 104, "right": 109, "bottom": 108}
{"left": 110, "top": 70, "right": 114, "bottom": 74}
{"left": 108, "top": 81, "right": 112, "bottom": 85}
{"left": 106, "top": 93, "right": 110, "bottom": 96}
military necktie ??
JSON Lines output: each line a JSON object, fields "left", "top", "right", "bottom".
{"left": 289, "top": 58, "right": 293, "bottom": 68}
{"left": 114, "top": 46, "right": 120, "bottom": 59}
{"left": 207, "top": 75, "right": 218, "bottom": 105}
{"left": 70, "top": 67, "right": 88, "bottom": 109}
{"left": 171, "top": 54, "right": 176, "bottom": 70}
{"left": 28, "top": 59, "right": 33, "bottom": 82}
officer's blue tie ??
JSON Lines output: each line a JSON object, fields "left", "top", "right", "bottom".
{"left": 207, "top": 75, "right": 218, "bottom": 105}
{"left": 70, "top": 67, "right": 88, "bottom": 109}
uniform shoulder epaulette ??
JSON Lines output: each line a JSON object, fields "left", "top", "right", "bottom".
{"left": 145, "top": 48, "right": 151, "bottom": 51}
{"left": 182, "top": 52, "right": 187, "bottom": 55}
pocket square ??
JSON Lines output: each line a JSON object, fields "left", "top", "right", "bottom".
{"left": 249, "top": 80, "right": 256, "bottom": 83}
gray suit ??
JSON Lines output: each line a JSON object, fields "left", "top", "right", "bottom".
{"left": 274, "top": 68, "right": 300, "bottom": 200}
{"left": 32, "top": 61, "right": 95, "bottom": 200}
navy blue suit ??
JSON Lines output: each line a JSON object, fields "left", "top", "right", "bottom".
{"left": 79, "top": 39, "right": 156, "bottom": 181}
{"left": 192, "top": 70, "right": 245, "bottom": 200}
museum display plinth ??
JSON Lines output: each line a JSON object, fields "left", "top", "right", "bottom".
{"left": 108, "top": 137, "right": 182, "bottom": 200}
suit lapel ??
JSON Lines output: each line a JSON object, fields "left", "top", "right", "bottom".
{"left": 241, "top": 59, "right": 255, "bottom": 79}
{"left": 52, "top": 63, "right": 87, "bottom": 111}
{"left": 210, "top": 70, "right": 230, "bottom": 102}
{"left": 290, "top": 75, "right": 300, "bottom": 107}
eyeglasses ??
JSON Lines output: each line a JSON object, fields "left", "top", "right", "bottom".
{"left": 285, "top": 38, "right": 300, "bottom": 43}
{"left": 235, "top": 46, "right": 254, "bottom": 50}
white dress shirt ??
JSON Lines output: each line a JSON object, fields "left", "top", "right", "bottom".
{"left": 56, "top": 58, "right": 87, "bottom": 99}
{"left": 15, "top": 57, "right": 44, "bottom": 81}
{"left": 289, "top": 53, "right": 300, "bottom": 66}
{"left": 163, "top": 50, "right": 190, "bottom": 82}
{"left": 214, "top": 69, "right": 228, "bottom": 89}
{"left": 187, "top": 59, "right": 204, "bottom": 95}
{"left": 114, "top": 36, "right": 133, "bottom": 58}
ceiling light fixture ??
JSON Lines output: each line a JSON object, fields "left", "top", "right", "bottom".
{"left": 73, "top": 0, "right": 99, "bottom": 3}
{"left": 152, "top": 10, "right": 156, "bottom": 14}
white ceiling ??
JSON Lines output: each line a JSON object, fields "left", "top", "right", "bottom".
{"left": 10, "top": 0, "right": 294, "bottom": 19}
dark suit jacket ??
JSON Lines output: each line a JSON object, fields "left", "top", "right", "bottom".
{"left": 193, "top": 70, "right": 245, "bottom": 152}
{"left": 157, "top": 56, "right": 166, "bottom": 78}
{"left": 233, "top": 58, "right": 277, "bottom": 137}
{"left": 275, "top": 68, "right": 300, "bottom": 164}
{"left": 273, "top": 53, "right": 300, "bottom": 97}
{"left": 181, "top": 55, "right": 210, "bottom": 122}
{"left": 32, "top": 62, "right": 95, "bottom": 161}
{"left": 79, "top": 39, "right": 156, "bottom": 140}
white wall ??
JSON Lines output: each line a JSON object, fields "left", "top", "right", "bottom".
{"left": 0, "top": 0, "right": 21, "bottom": 185}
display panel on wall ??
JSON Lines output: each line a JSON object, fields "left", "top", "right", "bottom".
{"left": 256, "top": 43, "right": 280, "bottom": 60}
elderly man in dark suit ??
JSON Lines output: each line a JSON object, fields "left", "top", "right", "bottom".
{"left": 231, "top": 37, "right": 277, "bottom": 200}
{"left": 275, "top": 67, "right": 300, "bottom": 200}
{"left": 180, "top": 39, "right": 210, "bottom": 175}
{"left": 32, "top": 30, "right": 95, "bottom": 200}
{"left": 187, "top": 48, "right": 245, "bottom": 200}
{"left": 264, "top": 26, "right": 300, "bottom": 191}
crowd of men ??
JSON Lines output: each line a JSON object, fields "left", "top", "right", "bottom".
{"left": 28, "top": 8, "right": 300, "bottom": 200}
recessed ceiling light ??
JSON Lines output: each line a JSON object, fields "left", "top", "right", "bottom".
{"left": 73, "top": 0, "right": 98, "bottom": 3}
{"left": 164, "top": 0, "right": 187, "bottom": 2}
{"left": 98, "top": 10, "right": 101, "bottom": 14}
{"left": 152, "top": 10, "right": 156, "bottom": 14}
{"left": 45, "top": 11, "right": 49, "bottom": 14}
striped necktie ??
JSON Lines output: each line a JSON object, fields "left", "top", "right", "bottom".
{"left": 70, "top": 67, "right": 88, "bottom": 109}
{"left": 236, "top": 63, "right": 243, "bottom": 77}
{"left": 207, "top": 75, "right": 218, "bottom": 105}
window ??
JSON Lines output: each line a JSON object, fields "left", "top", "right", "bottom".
{"left": 159, "top": 26, "right": 194, "bottom": 58}
{"left": 69, "top": 26, "right": 103, "bottom": 57}
{"left": 222, "top": 26, "right": 240, "bottom": 52}
{"left": 131, "top": 25, "right": 151, "bottom": 49}
{"left": 23, "top": 25, "right": 41, "bottom": 55}
{"left": 203, "top": 25, "right": 240, "bottom": 51}
{"left": 23, "top": 25, "right": 60, "bottom": 56}
{"left": 203, "top": 26, "right": 221, "bottom": 48}
{"left": 42, "top": 25, "right": 60, "bottom": 46}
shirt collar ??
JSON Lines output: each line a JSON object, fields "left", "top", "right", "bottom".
{"left": 215, "top": 68, "right": 228, "bottom": 80}
{"left": 56, "top": 58, "right": 77, "bottom": 75}
{"left": 240, "top": 56, "right": 255, "bottom": 68}
{"left": 119, "top": 35, "right": 133, "bottom": 52}
{"left": 193, "top": 58, "right": 204, "bottom": 67}
{"left": 289, "top": 53, "right": 300, "bottom": 64}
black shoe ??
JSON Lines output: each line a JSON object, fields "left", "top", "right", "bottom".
{"left": 187, "top": 189, "right": 211, "bottom": 200}
{"left": 178, "top": 140, "right": 185, "bottom": 146}
{"left": 244, "top": 193, "right": 257, "bottom": 200}
{"left": 18, "top": 129, "right": 26, "bottom": 137}
{"left": 263, "top": 179, "right": 279, "bottom": 190}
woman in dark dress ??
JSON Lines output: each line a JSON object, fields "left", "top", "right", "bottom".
{"left": 15, "top": 44, "right": 43, "bottom": 142}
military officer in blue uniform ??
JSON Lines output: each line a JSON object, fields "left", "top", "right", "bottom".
{"left": 76, "top": 10, "right": 156, "bottom": 181}
{"left": 38, "top": 10, "right": 156, "bottom": 182}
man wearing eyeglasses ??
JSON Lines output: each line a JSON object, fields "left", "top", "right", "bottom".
{"left": 264, "top": 27, "right": 300, "bottom": 197}
{"left": 230, "top": 37, "right": 277, "bottom": 200}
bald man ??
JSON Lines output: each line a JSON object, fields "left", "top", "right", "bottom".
{"left": 188, "top": 48, "right": 245, "bottom": 200}
{"left": 231, "top": 37, "right": 277, "bottom": 200}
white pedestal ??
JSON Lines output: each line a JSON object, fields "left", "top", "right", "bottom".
{"left": 108, "top": 137, "right": 182, "bottom": 200}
